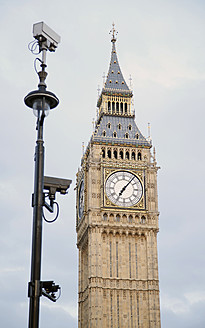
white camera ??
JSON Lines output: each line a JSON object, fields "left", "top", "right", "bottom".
{"left": 33, "top": 21, "right": 61, "bottom": 52}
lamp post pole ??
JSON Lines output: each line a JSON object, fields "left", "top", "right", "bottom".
{"left": 25, "top": 65, "right": 59, "bottom": 328}
{"left": 28, "top": 72, "right": 45, "bottom": 328}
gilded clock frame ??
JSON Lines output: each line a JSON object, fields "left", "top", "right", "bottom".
{"left": 102, "top": 166, "right": 146, "bottom": 211}
{"left": 76, "top": 171, "right": 86, "bottom": 225}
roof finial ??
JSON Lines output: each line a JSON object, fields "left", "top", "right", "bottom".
{"left": 148, "top": 122, "right": 151, "bottom": 139}
{"left": 102, "top": 72, "right": 106, "bottom": 84}
{"left": 129, "top": 74, "right": 133, "bottom": 89}
{"left": 97, "top": 84, "right": 100, "bottom": 96}
{"left": 82, "top": 142, "right": 84, "bottom": 156}
{"left": 109, "top": 22, "right": 118, "bottom": 43}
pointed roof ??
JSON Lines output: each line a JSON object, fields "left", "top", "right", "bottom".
{"left": 102, "top": 24, "right": 131, "bottom": 95}
{"left": 97, "top": 25, "right": 132, "bottom": 108}
{"left": 92, "top": 115, "right": 151, "bottom": 148}
{"left": 103, "top": 40, "right": 130, "bottom": 92}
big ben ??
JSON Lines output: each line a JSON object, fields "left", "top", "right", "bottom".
{"left": 76, "top": 25, "right": 161, "bottom": 328}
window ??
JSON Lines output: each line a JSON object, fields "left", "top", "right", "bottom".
{"left": 116, "top": 102, "right": 119, "bottom": 113}
{"left": 107, "top": 122, "right": 111, "bottom": 129}
{"left": 126, "top": 151, "right": 130, "bottom": 159}
{"left": 120, "top": 102, "right": 123, "bottom": 114}
{"left": 114, "top": 150, "right": 117, "bottom": 159}
{"left": 137, "top": 152, "right": 142, "bottom": 160}
{"left": 108, "top": 101, "right": 111, "bottom": 113}
{"left": 125, "top": 103, "right": 127, "bottom": 114}
{"left": 116, "top": 214, "right": 120, "bottom": 222}
{"left": 129, "top": 215, "right": 133, "bottom": 223}
{"left": 118, "top": 123, "right": 121, "bottom": 130}
{"left": 108, "top": 149, "right": 111, "bottom": 158}
{"left": 131, "top": 151, "right": 135, "bottom": 160}
{"left": 102, "top": 149, "right": 105, "bottom": 158}
{"left": 113, "top": 132, "right": 117, "bottom": 138}
{"left": 103, "top": 213, "right": 108, "bottom": 221}
{"left": 125, "top": 133, "right": 129, "bottom": 139}
{"left": 120, "top": 151, "right": 123, "bottom": 159}
{"left": 135, "top": 133, "right": 139, "bottom": 139}
{"left": 112, "top": 102, "right": 115, "bottom": 113}
{"left": 102, "top": 130, "right": 106, "bottom": 137}
{"left": 141, "top": 216, "right": 146, "bottom": 224}
{"left": 128, "top": 125, "right": 132, "bottom": 131}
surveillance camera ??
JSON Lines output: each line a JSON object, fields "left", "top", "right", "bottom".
{"left": 33, "top": 22, "right": 61, "bottom": 52}
{"left": 44, "top": 176, "right": 72, "bottom": 197}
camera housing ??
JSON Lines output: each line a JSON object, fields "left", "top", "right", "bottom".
{"left": 44, "top": 176, "right": 72, "bottom": 197}
{"left": 33, "top": 22, "right": 61, "bottom": 52}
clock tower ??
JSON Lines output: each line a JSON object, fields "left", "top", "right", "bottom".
{"left": 76, "top": 26, "right": 161, "bottom": 328}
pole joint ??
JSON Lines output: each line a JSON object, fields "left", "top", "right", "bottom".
{"left": 28, "top": 280, "right": 42, "bottom": 298}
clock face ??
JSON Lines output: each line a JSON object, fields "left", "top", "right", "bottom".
{"left": 105, "top": 171, "right": 143, "bottom": 207}
{"left": 78, "top": 180, "right": 84, "bottom": 220}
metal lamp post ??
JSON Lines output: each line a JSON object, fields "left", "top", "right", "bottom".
{"left": 25, "top": 70, "right": 58, "bottom": 328}
{"left": 24, "top": 22, "right": 71, "bottom": 328}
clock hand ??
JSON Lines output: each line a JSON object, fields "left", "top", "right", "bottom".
{"left": 119, "top": 177, "right": 134, "bottom": 196}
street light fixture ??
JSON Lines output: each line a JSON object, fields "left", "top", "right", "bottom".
{"left": 24, "top": 22, "right": 71, "bottom": 328}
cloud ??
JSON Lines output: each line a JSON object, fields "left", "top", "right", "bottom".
{"left": 185, "top": 291, "right": 205, "bottom": 306}
{"left": 161, "top": 291, "right": 205, "bottom": 328}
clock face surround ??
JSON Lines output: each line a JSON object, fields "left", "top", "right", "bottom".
{"left": 78, "top": 179, "right": 84, "bottom": 220}
{"left": 105, "top": 170, "right": 143, "bottom": 207}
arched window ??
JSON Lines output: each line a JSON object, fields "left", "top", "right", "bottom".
{"left": 107, "top": 122, "right": 111, "bottom": 129}
{"left": 114, "top": 150, "right": 117, "bottom": 159}
{"left": 137, "top": 152, "right": 142, "bottom": 160}
{"left": 126, "top": 151, "right": 130, "bottom": 160}
{"left": 102, "top": 149, "right": 105, "bottom": 158}
{"left": 131, "top": 151, "right": 135, "bottom": 160}
{"left": 116, "top": 102, "right": 119, "bottom": 113}
{"left": 129, "top": 215, "right": 133, "bottom": 223}
{"left": 102, "top": 130, "right": 106, "bottom": 137}
{"left": 125, "top": 103, "right": 127, "bottom": 114}
{"left": 125, "top": 133, "right": 129, "bottom": 139}
{"left": 118, "top": 123, "right": 121, "bottom": 130}
{"left": 108, "top": 101, "right": 111, "bottom": 113}
{"left": 120, "top": 102, "right": 123, "bottom": 114}
{"left": 116, "top": 214, "right": 120, "bottom": 222}
{"left": 107, "top": 149, "right": 111, "bottom": 158}
{"left": 110, "top": 213, "right": 114, "bottom": 221}
{"left": 128, "top": 125, "right": 132, "bottom": 131}
{"left": 135, "top": 133, "right": 139, "bottom": 139}
{"left": 112, "top": 102, "right": 115, "bottom": 113}
{"left": 141, "top": 216, "right": 146, "bottom": 224}
{"left": 113, "top": 132, "right": 117, "bottom": 138}
{"left": 103, "top": 213, "right": 108, "bottom": 221}
{"left": 120, "top": 151, "right": 123, "bottom": 159}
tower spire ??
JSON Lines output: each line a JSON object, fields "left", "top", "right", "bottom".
{"left": 103, "top": 24, "right": 130, "bottom": 92}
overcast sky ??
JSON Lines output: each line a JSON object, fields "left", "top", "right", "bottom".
{"left": 0, "top": 0, "right": 205, "bottom": 327}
